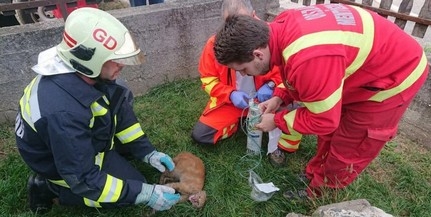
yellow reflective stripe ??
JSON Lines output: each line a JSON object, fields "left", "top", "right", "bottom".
{"left": 115, "top": 123, "right": 145, "bottom": 144}
{"left": 282, "top": 6, "right": 374, "bottom": 79}
{"left": 48, "top": 179, "right": 70, "bottom": 188}
{"left": 89, "top": 117, "right": 95, "bottom": 128}
{"left": 201, "top": 77, "right": 220, "bottom": 109}
{"left": 222, "top": 127, "right": 228, "bottom": 139}
{"left": 209, "top": 96, "right": 217, "bottom": 109}
{"left": 95, "top": 152, "right": 104, "bottom": 169}
{"left": 282, "top": 110, "right": 303, "bottom": 137}
{"left": 201, "top": 77, "right": 219, "bottom": 95}
{"left": 90, "top": 101, "right": 108, "bottom": 117}
{"left": 280, "top": 132, "right": 302, "bottom": 142}
{"left": 110, "top": 115, "right": 117, "bottom": 150}
{"left": 84, "top": 174, "right": 123, "bottom": 207}
{"left": 345, "top": 6, "right": 374, "bottom": 77}
{"left": 98, "top": 174, "right": 123, "bottom": 203}
{"left": 101, "top": 95, "right": 110, "bottom": 105}
{"left": 277, "top": 83, "right": 286, "bottom": 89}
{"left": 84, "top": 198, "right": 101, "bottom": 208}
{"left": 19, "top": 75, "right": 42, "bottom": 131}
{"left": 221, "top": 124, "right": 235, "bottom": 139}
{"left": 303, "top": 80, "right": 344, "bottom": 114}
{"left": 369, "top": 52, "right": 428, "bottom": 102}
{"left": 278, "top": 138, "right": 300, "bottom": 150}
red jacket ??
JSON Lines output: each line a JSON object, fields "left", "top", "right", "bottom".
{"left": 199, "top": 35, "right": 282, "bottom": 115}
{"left": 270, "top": 4, "right": 428, "bottom": 136}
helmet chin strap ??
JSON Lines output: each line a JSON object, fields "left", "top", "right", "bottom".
{"left": 94, "top": 76, "right": 117, "bottom": 85}
{"left": 75, "top": 72, "right": 101, "bottom": 86}
{"left": 94, "top": 76, "right": 108, "bottom": 84}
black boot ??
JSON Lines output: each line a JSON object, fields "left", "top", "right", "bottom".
{"left": 27, "top": 174, "right": 57, "bottom": 214}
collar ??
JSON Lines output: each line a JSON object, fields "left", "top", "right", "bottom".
{"left": 50, "top": 73, "right": 103, "bottom": 107}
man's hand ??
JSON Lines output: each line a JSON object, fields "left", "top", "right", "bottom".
{"left": 258, "top": 96, "right": 283, "bottom": 114}
{"left": 144, "top": 151, "right": 175, "bottom": 172}
{"left": 230, "top": 91, "right": 250, "bottom": 109}
{"left": 256, "top": 81, "right": 275, "bottom": 102}
{"left": 255, "top": 113, "right": 276, "bottom": 132}
{"left": 135, "top": 184, "right": 180, "bottom": 211}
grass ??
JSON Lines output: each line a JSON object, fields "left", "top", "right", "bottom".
{"left": 1, "top": 78, "right": 431, "bottom": 216}
{"left": 425, "top": 44, "right": 431, "bottom": 63}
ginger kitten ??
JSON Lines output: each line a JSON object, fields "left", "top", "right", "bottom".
{"left": 159, "top": 151, "right": 206, "bottom": 208}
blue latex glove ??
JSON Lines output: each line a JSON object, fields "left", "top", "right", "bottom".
{"left": 256, "top": 81, "right": 275, "bottom": 102}
{"left": 135, "top": 183, "right": 180, "bottom": 211}
{"left": 230, "top": 91, "right": 250, "bottom": 109}
{"left": 144, "top": 151, "right": 175, "bottom": 172}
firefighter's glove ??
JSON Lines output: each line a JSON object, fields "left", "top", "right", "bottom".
{"left": 257, "top": 81, "right": 275, "bottom": 103}
{"left": 144, "top": 151, "right": 175, "bottom": 172}
{"left": 135, "top": 183, "right": 180, "bottom": 211}
{"left": 230, "top": 91, "right": 250, "bottom": 109}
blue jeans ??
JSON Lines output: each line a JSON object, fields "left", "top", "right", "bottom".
{"left": 130, "top": 0, "right": 164, "bottom": 7}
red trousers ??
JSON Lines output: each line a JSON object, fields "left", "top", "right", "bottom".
{"left": 305, "top": 97, "right": 414, "bottom": 196}
{"left": 194, "top": 104, "right": 245, "bottom": 144}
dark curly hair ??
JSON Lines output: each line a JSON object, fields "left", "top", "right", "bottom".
{"left": 214, "top": 14, "right": 269, "bottom": 65}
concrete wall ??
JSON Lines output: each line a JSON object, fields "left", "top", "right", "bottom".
{"left": 399, "top": 74, "right": 431, "bottom": 147}
{"left": 0, "top": 0, "right": 221, "bottom": 124}
{"left": 0, "top": 0, "right": 429, "bottom": 147}
{"left": 0, "top": 0, "right": 277, "bottom": 124}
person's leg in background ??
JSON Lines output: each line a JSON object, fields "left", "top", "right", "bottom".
{"left": 268, "top": 102, "right": 303, "bottom": 167}
{"left": 129, "top": 0, "right": 145, "bottom": 7}
{"left": 306, "top": 99, "right": 413, "bottom": 197}
{"left": 267, "top": 128, "right": 300, "bottom": 167}
{"left": 191, "top": 104, "right": 244, "bottom": 145}
{"left": 148, "top": 0, "right": 164, "bottom": 4}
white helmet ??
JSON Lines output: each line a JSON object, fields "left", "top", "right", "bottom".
{"left": 56, "top": 7, "right": 145, "bottom": 78}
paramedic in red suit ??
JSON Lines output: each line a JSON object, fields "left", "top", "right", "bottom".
{"left": 192, "top": 0, "right": 301, "bottom": 167}
{"left": 213, "top": 4, "right": 429, "bottom": 197}
{"left": 191, "top": 35, "right": 282, "bottom": 144}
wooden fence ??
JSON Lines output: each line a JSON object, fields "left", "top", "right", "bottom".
{"left": 0, "top": 0, "right": 99, "bottom": 21}
{"left": 269, "top": 0, "right": 431, "bottom": 38}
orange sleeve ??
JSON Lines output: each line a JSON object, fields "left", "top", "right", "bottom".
{"left": 198, "top": 36, "right": 235, "bottom": 104}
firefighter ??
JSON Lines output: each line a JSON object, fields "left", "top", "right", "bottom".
{"left": 15, "top": 8, "right": 180, "bottom": 214}
{"left": 191, "top": 0, "right": 300, "bottom": 167}
{"left": 213, "top": 4, "right": 429, "bottom": 197}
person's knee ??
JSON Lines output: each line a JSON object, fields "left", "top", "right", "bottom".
{"left": 191, "top": 122, "right": 217, "bottom": 145}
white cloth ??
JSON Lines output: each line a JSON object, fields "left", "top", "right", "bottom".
{"left": 31, "top": 47, "right": 75, "bottom": 76}
{"left": 267, "top": 128, "right": 282, "bottom": 154}
{"left": 236, "top": 71, "right": 256, "bottom": 98}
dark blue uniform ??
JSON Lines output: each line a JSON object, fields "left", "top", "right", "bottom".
{"left": 16, "top": 73, "right": 154, "bottom": 207}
